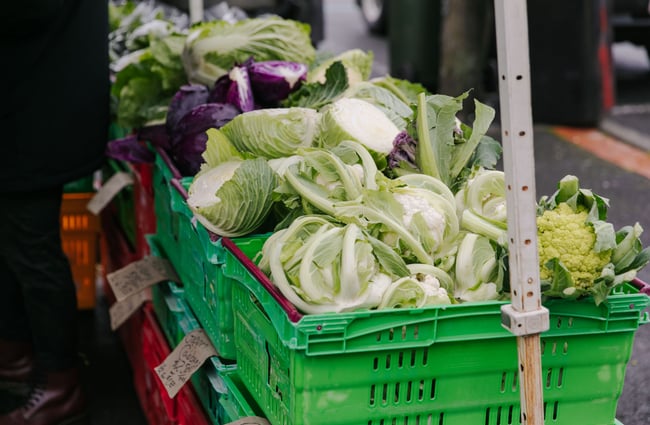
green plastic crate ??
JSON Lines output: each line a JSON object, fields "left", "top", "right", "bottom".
{"left": 108, "top": 122, "right": 131, "bottom": 141}
{"left": 146, "top": 236, "right": 238, "bottom": 425}
{"left": 151, "top": 279, "right": 186, "bottom": 347}
{"left": 198, "top": 234, "right": 270, "bottom": 363}
{"left": 153, "top": 148, "right": 181, "bottom": 263}
{"left": 222, "top": 238, "right": 649, "bottom": 425}
{"left": 63, "top": 174, "right": 95, "bottom": 193}
{"left": 165, "top": 177, "right": 271, "bottom": 361}
{"left": 218, "top": 369, "right": 266, "bottom": 424}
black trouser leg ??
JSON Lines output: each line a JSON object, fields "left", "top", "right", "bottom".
{"left": 0, "top": 187, "right": 78, "bottom": 371}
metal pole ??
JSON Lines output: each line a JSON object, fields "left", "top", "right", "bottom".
{"left": 493, "top": 1, "right": 550, "bottom": 424}
{"left": 189, "top": 0, "right": 204, "bottom": 24}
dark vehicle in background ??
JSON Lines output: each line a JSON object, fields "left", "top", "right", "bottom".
{"left": 356, "top": 0, "right": 650, "bottom": 56}
{"left": 354, "top": 0, "right": 650, "bottom": 126}
{"left": 612, "top": 0, "right": 650, "bottom": 54}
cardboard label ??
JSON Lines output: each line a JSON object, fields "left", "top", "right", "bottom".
{"left": 109, "top": 289, "right": 151, "bottom": 331}
{"left": 154, "top": 329, "right": 218, "bottom": 398}
{"left": 86, "top": 172, "right": 134, "bottom": 215}
{"left": 107, "top": 256, "right": 179, "bottom": 302}
{"left": 225, "top": 418, "right": 271, "bottom": 425}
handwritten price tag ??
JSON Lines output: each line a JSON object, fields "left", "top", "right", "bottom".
{"left": 107, "top": 256, "right": 179, "bottom": 302}
{"left": 109, "top": 288, "right": 151, "bottom": 331}
{"left": 154, "top": 329, "right": 218, "bottom": 398}
{"left": 86, "top": 172, "right": 134, "bottom": 215}
{"left": 225, "top": 418, "right": 271, "bottom": 425}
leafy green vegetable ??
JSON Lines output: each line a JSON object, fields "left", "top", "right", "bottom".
{"left": 415, "top": 91, "right": 497, "bottom": 189}
{"left": 220, "top": 107, "right": 321, "bottom": 159}
{"left": 259, "top": 216, "right": 412, "bottom": 314}
{"left": 182, "top": 17, "right": 316, "bottom": 86}
{"left": 283, "top": 61, "right": 349, "bottom": 110}
{"left": 369, "top": 75, "right": 430, "bottom": 106}
{"left": 111, "top": 34, "right": 187, "bottom": 128}
{"left": 453, "top": 232, "right": 506, "bottom": 302}
{"left": 186, "top": 129, "right": 277, "bottom": 237}
{"left": 279, "top": 143, "right": 371, "bottom": 217}
{"left": 318, "top": 97, "right": 401, "bottom": 162}
{"left": 307, "top": 49, "right": 374, "bottom": 85}
{"left": 345, "top": 81, "right": 414, "bottom": 130}
{"left": 387, "top": 91, "right": 499, "bottom": 190}
{"left": 456, "top": 168, "right": 508, "bottom": 246}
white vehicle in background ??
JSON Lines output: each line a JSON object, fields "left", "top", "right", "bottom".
{"left": 356, "top": 0, "right": 388, "bottom": 34}
{"left": 164, "top": 0, "right": 325, "bottom": 43}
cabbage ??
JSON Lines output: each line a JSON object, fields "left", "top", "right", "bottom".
{"left": 248, "top": 60, "right": 308, "bottom": 104}
{"left": 168, "top": 103, "right": 241, "bottom": 175}
{"left": 308, "top": 49, "right": 373, "bottom": 85}
{"left": 182, "top": 17, "right": 316, "bottom": 86}
{"left": 187, "top": 158, "right": 277, "bottom": 237}
{"left": 224, "top": 65, "right": 255, "bottom": 112}
{"left": 221, "top": 107, "right": 320, "bottom": 158}
{"left": 318, "top": 98, "right": 400, "bottom": 161}
{"left": 186, "top": 129, "right": 277, "bottom": 237}
{"left": 345, "top": 81, "right": 413, "bottom": 130}
{"left": 166, "top": 84, "right": 210, "bottom": 135}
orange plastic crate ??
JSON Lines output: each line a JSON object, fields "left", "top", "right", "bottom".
{"left": 60, "top": 192, "right": 101, "bottom": 309}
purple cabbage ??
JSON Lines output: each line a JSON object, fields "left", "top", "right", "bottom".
{"left": 169, "top": 102, "right": 240, "bottom": 175}
{"left": 226, "top": 65, "right": 255, "bottom": 112}
{"left": 207, "top": 66, "right": 255, "bottom": 112}
{"left": 138, "top": 124, "right": 170, "bottom": 150}
{"left": 106, "top": 135, "right": 155, "bottom": 164}
{"left": 388, "top": 131, "right": 418, "bottom": 171}
{"left": 170, "top": 103, "right": 240, "bottom": 147}
{"left": 171, "top": 132, "right": 210, "bottom": 176}
{"left": 248, "top": 60, "right": 308, "bottom": 104}
{"left": 207, "top": 74, "right": 230, "bottom": 104}
{"left": 166, "top": 84, "right": 210, "bottom": 134}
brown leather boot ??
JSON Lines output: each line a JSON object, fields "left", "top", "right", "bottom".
{"left": 0, "top": 340, "right": 34, "bottom": 394}
{"left": 0, "top": 368, "right": 89, "bottom": 425}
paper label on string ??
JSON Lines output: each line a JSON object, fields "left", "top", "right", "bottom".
{"left": 109, "top": 289, "right": 151, "bottom": 331}
{"left": 86, "top": 172, "right": 134, "bottom": 215}
{"left": 224, "top": 418, "right": 271, "bottom": 425}
{"left": 154, "top": 329, "right": 218, "bottom": 398}
{"left": 107, "top": 256, "right": 179, "bottom": 302}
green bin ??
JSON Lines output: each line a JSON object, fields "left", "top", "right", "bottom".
{"left": 388, "top": 0, "right": 442, "bottom": 91}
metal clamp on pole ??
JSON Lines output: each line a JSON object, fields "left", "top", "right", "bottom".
{"left": 501, "top": 304, "right": 549, "bottom": 337}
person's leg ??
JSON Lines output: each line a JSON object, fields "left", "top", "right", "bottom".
{"left": 0, "top": 187, "right": 78, "bottom": 371}
{"left": 0, "top": 196, "right": 35, "bottom": 393}
{"left": 0, "top": 187, "right": 87, "bottom": 425}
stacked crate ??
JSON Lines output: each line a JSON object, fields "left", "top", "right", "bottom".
{"left": 138, "top": 144, "right": 649, "bottom": 425}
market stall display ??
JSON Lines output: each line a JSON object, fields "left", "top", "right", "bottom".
{"left": 97, "top": 1, "right": 650, "bottom": 425}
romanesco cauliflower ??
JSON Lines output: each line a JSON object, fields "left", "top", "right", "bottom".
{"left": 537, "top": 203, "right": 611, "bottom": 292}
{"left": 536, "top": 174, "right": 649, "bottom": 305}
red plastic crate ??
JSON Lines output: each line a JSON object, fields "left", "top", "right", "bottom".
{"left": 140, "top": 301, "right": 213, "bottom": 425}
{"left": 99, "top": 206, "right": 143, "bottom": 368}
{"left": 141, "top": 303, "right": 178, "bottom": 425}
{"left": 129, "top": 161, "right": 156, "bottom": 258}
{"left": 176, "top": 383, "right": 212, "bottom": 425}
